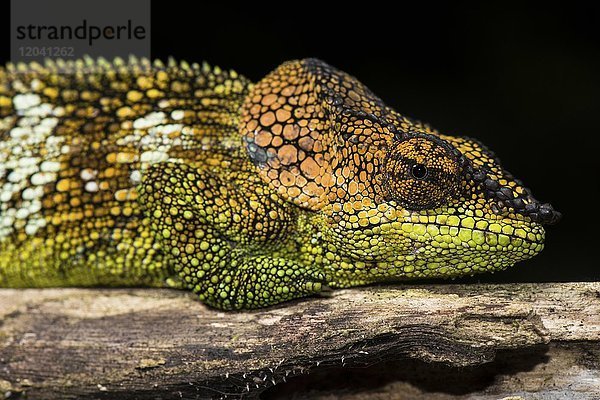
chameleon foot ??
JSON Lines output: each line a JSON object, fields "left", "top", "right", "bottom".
{"left": 193, "top": 255, "right": 325, "bottom": 309}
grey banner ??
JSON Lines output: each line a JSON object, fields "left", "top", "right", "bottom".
{"left": 11, "top": 0, "right": 151, "bottom": 66}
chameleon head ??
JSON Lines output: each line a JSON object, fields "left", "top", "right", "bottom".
{"left": 370, "top": 131, "right": 559, "bottom": 276}
{"left": 240, "top": 58, "right": 560, "bottom": 281}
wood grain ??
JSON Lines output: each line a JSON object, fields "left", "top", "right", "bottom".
{"left": 0, "top": 283, "right": 598, "bottom": 399}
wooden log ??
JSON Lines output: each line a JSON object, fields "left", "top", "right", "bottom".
{"left": 0, "top": 283, "right": 598, "bottom": 399}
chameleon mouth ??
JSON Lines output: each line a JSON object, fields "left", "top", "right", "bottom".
{"left": 325, "top": 214, "right": 546, "bottom": 266}
{"left": 433, "top": 227, "right": 546, "bottom": 263}
{"left": 381, "top": 217, "right": 546, "bottom": 273}
{"left": 427, "top": 214, "right": 546, "bottom": 244}
{"left": 396, "top": 217, "right": 546, "bottom": 256}
{"left": 323, "top": 216, "right": 546, "bottom": 281}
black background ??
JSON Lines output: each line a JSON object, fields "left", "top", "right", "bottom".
{"left": 2, "top": 3, "right": 598, "bottom": 282}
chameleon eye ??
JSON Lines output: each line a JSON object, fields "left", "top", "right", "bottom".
{"left": 383, "top": 135, "right": 462, "bottom": 210}
{"left": 410, "top": 163, "right": 428, "bottom": 180}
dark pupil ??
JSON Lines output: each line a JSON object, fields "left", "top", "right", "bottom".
{"left": 411, "top": 163, "right": 428, "bottom": 179}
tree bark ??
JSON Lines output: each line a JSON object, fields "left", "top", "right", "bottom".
{"left": 0, "top": 283, "right": 598, "bottom": 399}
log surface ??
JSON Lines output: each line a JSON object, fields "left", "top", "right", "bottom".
{"left": 0, "top": 282, "right": 598, "bottom": 399}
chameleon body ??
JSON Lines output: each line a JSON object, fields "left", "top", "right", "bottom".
{"left": 0, "top": 57, "right": 560, "bottom": 309}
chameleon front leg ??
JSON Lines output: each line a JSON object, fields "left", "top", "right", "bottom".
{"left": 139, "top": 162, "right": 324, "bottom": 309}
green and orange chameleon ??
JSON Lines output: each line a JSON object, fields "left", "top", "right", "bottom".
{"left": 0, "top": 57, "right": 560, "bottom": 309}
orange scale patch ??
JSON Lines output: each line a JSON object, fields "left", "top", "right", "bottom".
{"left": 281, "top": 86, "right": 296, "bottom": 96}
{"left": 267, "top": 169, "right": 279, "bottom": 181}
{"left": 271, "top": 124, "right": 283, "bottom": 135}
{"left": 296, "top": 127, "right": 308, "bottom": 137}
{"left": 321, "top": 174, "right": 335, "bottom": 188}
{"left": 261, "top": 94, "right": 278, "bottom": 106}
{"left": 300, "top": 157, "right": 320, "bottom": 179}
{"left": 298, "top": 137, "right": 314, "bottom": 152}
{"left": 276, "top": 109, "right": 292, "bottom": 122}
{"left": 246, "top": 119, "right": 258, "bottom": 132}
{"left": 287, "top": 186, "right": 302, "bottom": 197}
{"left": 254, "top": 130, "right": 273, "bottom": 147}
{"left": 250, "top": 104, "right": 261, "bottom": 115}
{"left": 336, "top": 188, "right": 347, "bottom": 199}
{"left": 341, "top": 166, "right": 352, "bottom": 179}
{"left": 282, "top": 125, "right": 300, "bottom": 140}
{"left": 271, "top": 136, "right": 284, "bottom": 147}
{"left": 295, "top": 175, "right": 308, "bottom": 187}
{"left": 309, "top": 129, "right": 321, "bottom": 140}
{"left": 298, "top": 93, "right": 309, "bottom": 105}
{"left": 279, "top": 170, "right": 296, "bottom": 187}
{"left": 312, "top": 141, "right": 324, "bottom": 153}
{"left": 277, "top": 145, "right": 298, "bottom": 165}
{"left": 304, "top": 182, "right": 321, "bottom": 196}
{"left": 260, "top": 111, "right": 276, "bottom": 127}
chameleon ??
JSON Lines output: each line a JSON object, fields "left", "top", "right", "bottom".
{"left": 0, "top": 57, "right": 561, "bottom": 309}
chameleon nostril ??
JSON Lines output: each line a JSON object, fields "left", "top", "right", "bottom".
{"left": 525, "top": 202, "right": 561, "bottom": 225}
{"left": 511, "top": 198, "right": 525, "bottom": 210}
{"left": 538, "top": 204, "right": 561, "bottom": 225}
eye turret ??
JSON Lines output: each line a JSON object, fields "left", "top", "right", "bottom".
{"left": 383, "top": 135, "right": 463, "bottom": 210}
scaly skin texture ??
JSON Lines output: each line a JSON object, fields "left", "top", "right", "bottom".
{"left": 0, "top": 57, "right": 560, "bottom": 309}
